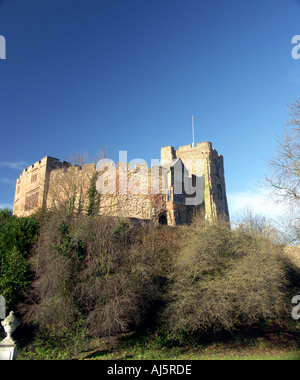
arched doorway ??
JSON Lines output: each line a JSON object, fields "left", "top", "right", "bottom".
{"left": 158, "top": 214, "right": 168, "bottom": 225}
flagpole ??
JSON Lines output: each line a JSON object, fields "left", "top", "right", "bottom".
{"left": 192, "top": 115, "right": 195, "bottom": 147}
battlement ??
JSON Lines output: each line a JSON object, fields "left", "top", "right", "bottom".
{"left": 16, "top": 156, "right": 70, "bottom": 181}
{"left": 176, "top": 141, "right": 212, "bottom": 152}
{"left": 17, "top": 157, "right": 45, "bottom": 181}
{"left": 161, "top": 141, "right": 221, "bottom": 168}
{"left": 13, "top": 143, "right": 229, "bottom": 224}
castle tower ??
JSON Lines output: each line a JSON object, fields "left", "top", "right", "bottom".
{"left": 13, "top": 156, "right": 69, "bottom": 217}
{"left": 161, "top": 142, "right": 229, "bottom": 221}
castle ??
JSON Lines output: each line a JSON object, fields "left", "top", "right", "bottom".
{"left": 13, "top": 142, "right": 229, "bottom": 225}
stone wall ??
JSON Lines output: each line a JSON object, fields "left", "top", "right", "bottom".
{"left": 13, "top": 156, "right": 63, "bottom": 217}
{"left": 161, "top": 142, "right": 229, "bottom": 220}
{"left": 13, "top": 141, "right": 229, "bottom": 224}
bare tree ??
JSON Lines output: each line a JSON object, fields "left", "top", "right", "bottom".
{"left": 47, "top": 149, "right": 107, "bottom": 215}
{"left": 265, "top": 99, "right": 300, "bottom": 205}
{"left": 233, "top": 207, "right": 280, "bottom": 242}
{"left": 264, "top": 99, "right": 300, "bottom": 243}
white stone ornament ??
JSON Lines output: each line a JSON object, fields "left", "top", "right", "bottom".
{"left": 0, "top": 311, "right": 20, "bottom": 360}
{"left": 1, "top": 311, "right": 20, "bottom": 341}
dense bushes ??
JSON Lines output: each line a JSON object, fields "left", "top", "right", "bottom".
{"left": 0, "top": 209, "right": 39, "bottom": 311}
{"left": 23, "top": 211, "right": 181, "bottom": 337}
{"left": 163, "top": 219, "right": 291, "bottom": 335}
{"left": 1, "top": 207, "right": 298, "bottom": 340}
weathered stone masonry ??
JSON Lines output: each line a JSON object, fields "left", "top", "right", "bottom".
{"left": 13, "top": 142, "right": 229, "bottom": 225}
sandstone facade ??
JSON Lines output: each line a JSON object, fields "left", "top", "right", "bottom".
{"left": 13, "top": 142, "right": 229, "bottom": 225}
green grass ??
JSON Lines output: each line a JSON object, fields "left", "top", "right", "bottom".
{"left": 17, "top": 326, "right": 300, "bottom": 360}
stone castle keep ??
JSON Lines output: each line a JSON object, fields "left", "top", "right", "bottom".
{"left": 13, "top": 142, "right": 229, "bottom": 225}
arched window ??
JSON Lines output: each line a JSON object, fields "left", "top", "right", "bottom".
{"left": 217, "top": 184, "right": 223, "bottom": 201}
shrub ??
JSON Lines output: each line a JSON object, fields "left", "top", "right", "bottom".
{"left": 164, "top": 218, "right": 288, "bottom": 335}
{"left": 23, "top": 211, "right": 85, "bottom": 332}
{"left": 0, "top": 211, "right": 38, "bottom": 311}
{"left": 74, "top": 218, "right": 180, "bottom": 336}
{"left": 24, "top": 213, "right": 175, "bottom": 337}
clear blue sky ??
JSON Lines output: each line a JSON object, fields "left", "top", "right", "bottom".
{"left": 0, "top": 0, "right": 299, "bottom": 219}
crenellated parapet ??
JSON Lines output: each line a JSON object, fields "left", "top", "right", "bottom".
{"left": 160, "top": 141, "right": 229, "bottom": 220}
{"left": 13, "top": 142, "right": 229, "bottom": 224}
{"left": 13, "top": 156, "right": 71, "bottom": 217}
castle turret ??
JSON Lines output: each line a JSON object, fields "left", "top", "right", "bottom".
{"left": 161, "top": 142, "right": 229, "bottom": 221}
{"left": 13, "top": 156, "right": 67, "bottom": 217}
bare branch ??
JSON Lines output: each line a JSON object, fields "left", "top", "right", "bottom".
{"left": 265, "top": 99, "right": 300, "bottom": 204}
